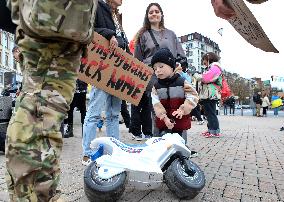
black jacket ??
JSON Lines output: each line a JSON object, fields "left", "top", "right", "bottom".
{"left": 95, "top": 0, "right": 127, "bottom": 50}
{"left": 0, "top": 0, "right": 17, "bottom": 34}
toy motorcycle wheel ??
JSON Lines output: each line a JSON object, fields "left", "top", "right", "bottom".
{"left": 164, "top": 158, "right": 205, "bottom": 199}
{"left": 84, "top": 161, "right": 127, "bottom": 202}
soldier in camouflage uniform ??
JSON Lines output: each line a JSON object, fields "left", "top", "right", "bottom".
{"left": 5, "top": 0, "right": 95, "bottom": 201}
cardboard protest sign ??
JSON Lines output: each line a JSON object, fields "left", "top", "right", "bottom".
{"left": 78, "top": 32, "right": 153, "bottom": 106}
{"left": 225, "top": 0, "right": 278, "bottom": 53}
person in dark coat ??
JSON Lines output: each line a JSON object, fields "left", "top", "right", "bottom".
{"left": 0, "top": 0, "right": 17, "bottom": 33}
{"left": 64, "top": 79, "right": 88, "bottom": 138}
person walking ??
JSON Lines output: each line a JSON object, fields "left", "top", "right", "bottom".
{"left": 82, "top": 0, "right": 128, "bottom": 166}
{"left": 254, "top": 92, "right": 262, "bottom": 117}
{"left": 228, "top": 95, "right": 235, "bottom": 115}
{"left": 132, "top": 2, "right": 186, "bottom": 140}
{"left": 193, "top": 52, "right": 223, "bottom": 137}
{"left": 223, "top": 98, "right": 229, "bottom": 115}
{"left": 250, "top": 95, "right": 257, "bottom": 116}
{"left": 261, "top": 93, "right": 270, "bottom": 117}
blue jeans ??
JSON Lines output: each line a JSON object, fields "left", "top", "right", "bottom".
{"left": 82, "top": 87, "right": 121, "bottom": 156}
{"left": 274, "top": 107, "right": 279, "bottom": 116}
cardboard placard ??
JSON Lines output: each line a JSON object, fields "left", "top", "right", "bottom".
{"left": 225, "top": 0, "right": 278, "bottom": 53}
{"left": 78, "top": 32, "right": 153, "bottom": 106}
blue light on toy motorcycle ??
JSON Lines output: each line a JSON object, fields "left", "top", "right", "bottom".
{"left": 90, "top": 144, "right": 104, "bottom": 161}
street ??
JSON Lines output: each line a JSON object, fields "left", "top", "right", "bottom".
{"left": 0, "top": 113, "right": 284, "bottom": 202}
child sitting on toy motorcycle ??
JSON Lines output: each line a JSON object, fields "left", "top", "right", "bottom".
{"left": 151, "top": 48, "right": 199, "bottom": 156}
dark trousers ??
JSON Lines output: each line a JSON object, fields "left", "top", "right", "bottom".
{"left": 66, "top": 93, "right": 86, "bottom": 125}
{"left": 229, "top": 105, "right": 235, "bottom": 115}
{"left": 190, "top": 105, "right": 203, "bottom": 121}
{"left": 202, "top": 100, "right": 219, "bottom": 132}
{"left": 130, "top": 92, "right": 152, "bottom": 136}
{"left": 223, "top": 104, "right": 228, "bottom": 115}
{"left": 263, "top": 106, "right": 268, "bottom": 116}
{"left": 121, "top": 100, "right": 130, "bottom": 128}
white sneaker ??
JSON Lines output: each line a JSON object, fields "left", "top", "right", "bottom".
{"left": 132, "top": 134, "right": 151, "bottom": 141}
{"left": 190, "top": 151, "right": 199, "bottom": 158}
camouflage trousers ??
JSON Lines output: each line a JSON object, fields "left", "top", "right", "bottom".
{"left": 5, "top": 33, "right": 82, "bottom": 201}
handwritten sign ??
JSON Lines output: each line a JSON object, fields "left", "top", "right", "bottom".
{"left": 225, "top": 0, "right": 278, "bottom": 53}
{"left": 78, "top": 32, "right": 153, "bottom": 106}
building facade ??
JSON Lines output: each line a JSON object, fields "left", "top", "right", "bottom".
{"left": 178, "top": 32, "right": 221, "bottom": 73}
{"left": 0, "top": 29, "right": 22, "bottom": 93}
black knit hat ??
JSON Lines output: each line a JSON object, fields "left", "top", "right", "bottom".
{"left": 151, "top": 48, "right": 176, "bottom": 70}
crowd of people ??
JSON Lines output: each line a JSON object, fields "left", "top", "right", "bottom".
{"left": 1, "top": 0, "right": 282, "bottom": 201}
{"left": 250, "top": 91, "right": 284, "bottom": 117}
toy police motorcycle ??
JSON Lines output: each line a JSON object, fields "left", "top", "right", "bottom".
{"left": 83, "top": 133, "right": 205, "bottom": 202}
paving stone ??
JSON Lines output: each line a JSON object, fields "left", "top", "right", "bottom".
{"left": 209, "top": 178, "right": 227, "bottom": 190}
{"left": 223, "top": 185, "right": 242, "bottom": 200}
{"left": 241, "top": 194, "right": 261, "bottom": 202}
{"left": 1, "top": 115, "right": 284, "bottom": 201}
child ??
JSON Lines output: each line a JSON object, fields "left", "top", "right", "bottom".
{"left": 193, "top": 52, "right": 222, "bottom": 137}
{"left": 151, "top": 48, "right": 199, "bottom": 156}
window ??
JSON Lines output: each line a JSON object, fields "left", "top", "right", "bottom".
{"left": 5, "top": 54, "right": 8, "bottom": 66}
{"left": 201, "top": 44, "right": 205, "bottom": 51}
{"left": 0, "top": 72, "right": 3, "bottom": 85}
{"left": 5, "top": 34, "right": 9, "bottom": 49}
{"left": 0, "top": 50, "right": 2, "bottom": 64}
{"left": 187, "top": 34, "right": 193, "bottom": 41}
{"left": 187, "top": 43, "right": 193, "bottom": 49}
{"left": 188, "top": 59, "right": 193, "bottom": 63}
{"left": 186, "top": 50, "right": 193, "bottom": 57}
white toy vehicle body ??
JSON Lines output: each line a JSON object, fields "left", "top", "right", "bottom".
{"left": 84, "top": 133, "right": 205, "bottom": 202}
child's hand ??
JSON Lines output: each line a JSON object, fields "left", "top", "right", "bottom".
{"left": 172, "top": 108, "right": 184, "bottom": 119}
{"left": 164, "top": 117, "right": 175, "bottom": 129}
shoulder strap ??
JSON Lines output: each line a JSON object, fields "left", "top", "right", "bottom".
{"left": 148, "top": 30, "right": 160, "bottom": 50}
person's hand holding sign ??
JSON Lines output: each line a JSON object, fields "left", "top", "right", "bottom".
{"left": 109, "top": 35, "right": 119, "bottom": 51}
{"left": 211, "top": 0, "right": 236, "bottom": 20}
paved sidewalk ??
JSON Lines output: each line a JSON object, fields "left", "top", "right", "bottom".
{"left": 1, "top": 115, "right": 284, "bottom": 201}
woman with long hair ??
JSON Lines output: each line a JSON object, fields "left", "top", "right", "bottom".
{"left": 131, "top": 3, "right": 186, "bottom": 140}
{"left": 82, "top": 0, "right": 128, "bottom": 165}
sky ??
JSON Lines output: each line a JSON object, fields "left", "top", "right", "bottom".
{"left": 120, "top": 0, "right": 284, "bottom": 89}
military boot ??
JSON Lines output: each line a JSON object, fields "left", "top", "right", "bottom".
{"left": 64, "top": 124, "right": 73, "bottom": 138}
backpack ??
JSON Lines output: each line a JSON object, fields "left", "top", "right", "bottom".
{"left": 19, "top": 0, "right": 98, "bottom": 43}
{"left": 214, "top": 74, "right": 231, "bottom": 102}
{"left": 220, "top": 75, "right": 231, "bottom": 102}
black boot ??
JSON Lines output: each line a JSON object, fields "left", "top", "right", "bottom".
{"left": 64, "top": 124, "right": 73, "bottom": 138}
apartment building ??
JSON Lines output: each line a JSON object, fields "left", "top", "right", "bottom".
{"left": 178, "top": 32, "right": 221, "bottom": 73}
{"left": 0, "top": 29, "right": 22, "bottom": 92}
